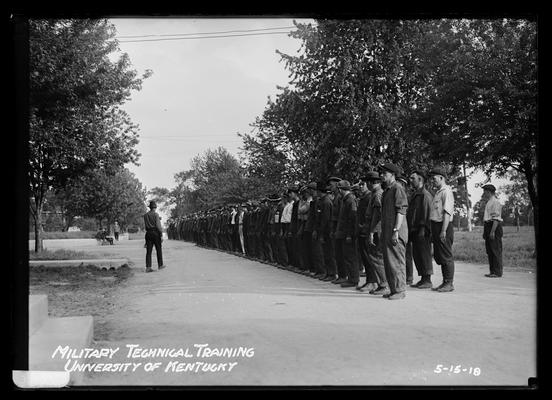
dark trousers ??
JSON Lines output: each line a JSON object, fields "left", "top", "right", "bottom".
{"left": 145, "top": 230, "right": 163, "bottom": 269}
{"left": 368, "top": 233, "right": 387, "bottom": 286}
{"left": 431, "top": 221, "right": 455, "bottom": 283}
{"left": 411, "top": 232, "right": 433, "bottom": 277}
{"left": 301, "top": 231, "right": 314, "bottom": 272}
{"left": 277, "top": 234, "right": 289, "bottom": 266}
{"left": 406, "top": 241, "right": 413, "bottom": 282}
{"left": 342, "top": 238, "right": 359, "bottom": 284}
{"left": 484, "top": 221, "right": 503, "bottom": 276}
{"left": 322, "top": 233, "right": 337, "bottom": 276}
{"left": 358, "top": 236, "right": 378, "bottom": 283}
{"left": 311, "top": 234, "right": 325, "bottom": 275}
{"left": 114, "top": 232, "right": 119, "bottom": 241}
{"left": 334, "top": 237, "right": 347, "bottom": 279}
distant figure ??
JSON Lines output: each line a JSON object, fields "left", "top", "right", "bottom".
{"left": 113, "top": 221, "right": 120, "bottom": 241}
{"left": 143, "top": 201, "right": 166, "bottom": 273}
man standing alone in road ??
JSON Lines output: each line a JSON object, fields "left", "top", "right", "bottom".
{"left": 144, "top": 200, "right": 166, "bottom": 273}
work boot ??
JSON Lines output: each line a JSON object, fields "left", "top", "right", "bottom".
{"left": 484, "top": 273, "right": 501, "bottom": 278}
{"left": 340, "top": 281, "right": 357, "bottom": 288}
{"left": 371, "top": 286, "right": 390, "bottom": 296}
{"left": 360, "top": 283, "right": 378, "bottom": 293}
{"left": 432, "top": 282, "right": 446, "bottom": 291}
{"left": 437, "top": 282, "right": 454, "bottom": 292}
{"left": 388, "top": 292, "right": 406, "bottom": 300}
{"left": 323, "top": 275, "right": 337, "bottom": 282}
{"left": 145, "top": 268, "right": 153, "bottom": 273}
{"left": 332, "top": 277, "right": 348, "bottom": 284}
{"left": 159, "top": 265, "right": 167, "bottom": 270}
{"left": 416, "top": 281, "right": 433, "bottom": 289}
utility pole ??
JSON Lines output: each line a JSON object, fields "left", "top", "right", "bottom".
{"left": 463, "top": 162, "right": 472, "bottom": 232}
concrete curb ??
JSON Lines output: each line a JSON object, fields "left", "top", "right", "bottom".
{"left": 29, "top": 259, "right": 130, "bottom": 270}
{"left": 28, "top": 295, "right": 94, "bottom": 386}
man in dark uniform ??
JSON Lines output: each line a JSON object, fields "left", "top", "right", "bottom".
{"left": 315, "top": 180, "right": 336, "bottom": 281}
{"left": 407, "top": 170, "right": 434, "bottom": 288}
{"left": 356, "top": 173, "right": 378, "bottom": 292}
{"left": 329, "top": 177, "right": 346, "bottom": 284}
{"left": 335, "top": 180, "right": 359, "bottom": 288}
{"left": 143, "top": 200, "right": 166, "bottom": 273}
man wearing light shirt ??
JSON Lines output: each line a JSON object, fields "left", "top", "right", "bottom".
{"left": 428, "top": 167, "right": 455, "bottom": 292}
{"left": 482, "top": 184, "right": 504, "bottom": 278}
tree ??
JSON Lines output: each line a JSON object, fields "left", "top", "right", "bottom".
{"left": 501, "top": 169, "right": 533, "bottom": 229}
{"left": 413, "top": 19, "right": 537, "bottom": 244}
{"left": 241, "top": 19, "right": 439, "bottom": 187}
{"left": 29, "top": 19, "right": 152, "bottom": 251}
{"left": 60, "top": 167, "right": 147, "bottom": 231}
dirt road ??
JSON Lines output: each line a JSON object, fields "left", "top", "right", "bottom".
{"left": 69, "top": 239, "right": 535, "bottom": 387}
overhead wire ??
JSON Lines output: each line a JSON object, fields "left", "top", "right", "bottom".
{"left": 116, "top": 25, "right": 296, "bottom": 39}
{"left": 117, "top": 31, "right": 293, "bottom": 43}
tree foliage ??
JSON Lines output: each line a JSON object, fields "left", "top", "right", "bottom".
{"left": 59, "top": 168, "right": 147, "bottom": 230}
{"left": 29, "top": 19, "right": 151, "bottom": 250}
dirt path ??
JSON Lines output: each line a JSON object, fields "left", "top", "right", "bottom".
{"left": 64, "top": 239, "right": 535, "bottom": 387}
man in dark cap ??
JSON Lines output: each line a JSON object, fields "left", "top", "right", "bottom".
{"left": 356, "top": 175, "right": 376, "bottom": 292}
{"left": 143, "top": 200, "right": 166, "bottom": 272}
{"left": 407, "top": 170, "right": 434, "bottom": 288}
{"left": 328, "top": 177, "right": 347, "bottom": 284}
{"left": 315, "top": 180, "right": 337, "bottom": 281}
{"left": 482, "top": 184, "right": 504, "bottom": 278}
{"left": 335, "top": 180, "right": 359, "bottom": 288}
{"left": 365, "top": 172, "right": 389, "bottom": 295}
{"left": 428, "top": 167, "right": 455, "bottom": 292}
{"left": 378, "top": 163, "right": 409, "bottom": 300}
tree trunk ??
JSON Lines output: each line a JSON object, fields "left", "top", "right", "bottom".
{"left": 33, "top": 201, "right": 44, "bottom": 252}
{"left": 524, "top": 167, "right": 538, "bottom": 258}
{"left": 463, "top": 163, "right": 472, "bottom": 232}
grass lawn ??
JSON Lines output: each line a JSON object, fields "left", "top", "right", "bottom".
{"left": 28, "top": 249, "right": 116, "bottom": 260}
{"left": 29, "top": 230, "right": 99, "bottom": 240}
{"left": 29, "top": 264, "right": 134, "bottom": 338}
{"left": 454, "top": 225, "right": 536, "bottom": 270}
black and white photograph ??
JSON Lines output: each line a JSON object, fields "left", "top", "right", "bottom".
{"left": 10, "top": 13, "right": 539, "bottom": 389}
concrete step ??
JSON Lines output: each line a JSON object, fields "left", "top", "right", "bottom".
{"left": 29, "top": 315, "right": 94, "bottom": 385}
{"left": 29, "top": 295, "right": 48, "bottom": 336}
{"left": 29, "top": 259, "right": 129, "bottom": 270}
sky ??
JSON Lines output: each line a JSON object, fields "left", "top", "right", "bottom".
{"left": 110, "top": 18, "right": 510, "bottom": 221}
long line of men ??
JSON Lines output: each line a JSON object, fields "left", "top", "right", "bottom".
{"left": 168, "top": 163, "right": 503, "bottom": 299}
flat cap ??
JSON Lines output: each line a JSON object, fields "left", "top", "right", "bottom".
{"left": 428, "top": 167, "right": 448, "bottom": 179}
{"left": 361, "top": 171, "right": 381, "bottom": 182}
{"left": 482, "top": 184, "right": 496, "bottom": 192}
{"left": 267, "top": 193, "right": 281, "bottom": 201}
{"left": 410, "top": 169, "right": 427, "bottom": 180}
{"left": 337, "top": 180, "right": 351, "bottom": 190}
{"left": 148, "top": 200, "right": 157, "bottom": 209}
{"left": 396, "top": 173, "right": 408, "bottom": 185}
{"left": 379, "top": 163, "right": 401, "bottom": 175}
{"left": 327, "top": 176, "right": 342, "bottom": 183}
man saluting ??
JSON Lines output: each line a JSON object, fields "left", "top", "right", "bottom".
{"left": 144, "top": 200, "right": 166, "bottom": 273}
